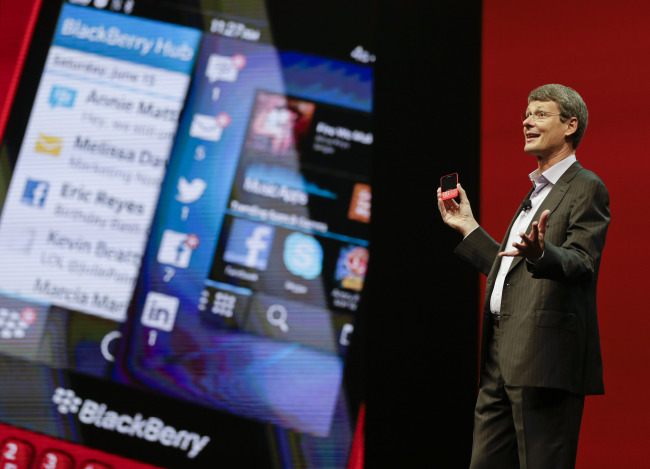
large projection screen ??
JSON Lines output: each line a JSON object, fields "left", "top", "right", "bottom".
{"left": 0, "top": 1, "right": 374, "bottom": 467}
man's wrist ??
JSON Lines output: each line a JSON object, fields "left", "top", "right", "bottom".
{"left": 460, "top": 221, "right": 480, "bottom": 238}
{"left": 526, "top": 250, "right": 545, "bottom": 264}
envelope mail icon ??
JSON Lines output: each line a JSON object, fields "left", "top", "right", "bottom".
{"left": 35, "top": 134, "right": 63, "bottom": 156}
{"left": 189, "top": 114, "right": 224, "bottom": 142}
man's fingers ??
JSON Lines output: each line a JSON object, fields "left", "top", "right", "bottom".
{"left": 518, "top": 232, "right": 534, "bottom": 245}
{"left": 438, "top": 193, "right": 459, "bottom": 215}
{"left": 442, "top": 197, "right": 459, "bottom": 211}
{"left": 538, "top": 210, "right": 550, "bottom": 235}
{"left": 539, "top": 209, "right": 550, "bottom": 224}
{"left": 457, "top": 184, "right": 469, "bottom": 203}
{"left": 530, "top": 222, "right": 539, "bottom": 240}
{"left": 437, "top": 193, "right": 449, "bottom": 213}
{"left": 498, "top": 249, "right": 520, "bottom": 257}
{"left": 437, "top": 188, "right": 448, "bottom": 215}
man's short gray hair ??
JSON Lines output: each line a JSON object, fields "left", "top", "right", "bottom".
{"left": 528, "top": 84, "right": 588, "bottom": 149}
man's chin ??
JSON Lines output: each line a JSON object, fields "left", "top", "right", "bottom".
{"left": 523, "top": 143, "right": 541, "bottom": 156}
{"left": 523, "top": 146, "right": 535, "bottom": 155}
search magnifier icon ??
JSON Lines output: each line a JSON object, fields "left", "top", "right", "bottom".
{"left": 266, "top": 304, "right": 289, "bottom": 333}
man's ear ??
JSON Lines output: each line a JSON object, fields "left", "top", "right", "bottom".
{"left": 565, "top": 117, "right": 578, "bottom": 137}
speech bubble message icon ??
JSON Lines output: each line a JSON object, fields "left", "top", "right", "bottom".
{"left": 49, "top": 86, "right": 77, "bottom": 108}
{"left": 205, "top": 54, "right": 245, "bottom": 83}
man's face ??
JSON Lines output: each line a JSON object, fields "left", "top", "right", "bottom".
{"left": 523, "top": 100, "right": 572, "bottom": 157}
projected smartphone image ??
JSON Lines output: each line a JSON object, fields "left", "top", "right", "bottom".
{"left": 0, "top": 1, "right": 374, "bottom": 467}
{"left": 114, "top": 33, "right": 373, "bottom": 441}
{"left": 0, "top": 3, "right": 200, "bottom": 329}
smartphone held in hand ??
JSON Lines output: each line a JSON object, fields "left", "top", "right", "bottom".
{"left": 440, "top": 173, "right": 459, "bottom": 200}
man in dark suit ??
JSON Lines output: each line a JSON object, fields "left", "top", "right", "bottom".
{"left": 437, "top": 84, "right": 610, "bottom": 469}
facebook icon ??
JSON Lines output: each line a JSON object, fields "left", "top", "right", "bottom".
{"left": 223, "top": 218, "right": 275, "bottom": 270}
{"left": 157, "top": 230, "right": 199, "bottom": 268}
{"left": 21, "top": 179, "right": 50, "bottom": 207}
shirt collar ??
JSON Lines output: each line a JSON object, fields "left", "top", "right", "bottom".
{"left": 528, "top": 154, "right": 576, "bottom": 188}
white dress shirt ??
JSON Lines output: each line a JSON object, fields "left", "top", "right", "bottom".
{"left": 489, "top": 155, "right": 576, "bottom": 314}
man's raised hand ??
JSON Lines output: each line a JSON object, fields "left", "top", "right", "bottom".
{"left": 499, "top": 209, "right": 550, "bottom": 262}
{"left": 437, "top": 184, "right": 479, "bottom": 237}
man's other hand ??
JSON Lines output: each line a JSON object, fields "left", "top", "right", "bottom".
{"left": 499, "top": 209, "right": 550, "bottom": 262}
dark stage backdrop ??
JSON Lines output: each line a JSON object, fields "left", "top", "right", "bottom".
{"left": 369, "top": 1, "right": 482, "bottom": 467}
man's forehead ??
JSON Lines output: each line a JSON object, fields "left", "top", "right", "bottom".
{"left": 526, "top": 100, "right": 559, "bottom": 110}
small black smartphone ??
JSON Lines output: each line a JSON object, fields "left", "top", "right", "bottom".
{"left": 440, "top": 173, "right": 459, "bottom": 200}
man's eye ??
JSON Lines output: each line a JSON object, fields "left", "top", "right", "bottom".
{"left": 538, "top": 111, "right": 547, "bottom": 118}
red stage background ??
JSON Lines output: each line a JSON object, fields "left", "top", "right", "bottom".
{"left": 482, "top": 1, "right": 649, "bottom": 467}
{"left": 0, "top": 1, "right": 41, "bottom": 138}
{"left": 1, "top": 1, "right": 648, "bottom": 467}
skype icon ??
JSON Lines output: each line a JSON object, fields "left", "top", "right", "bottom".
{"left": 283, "top": 232, "right": 323, "bottom": 280}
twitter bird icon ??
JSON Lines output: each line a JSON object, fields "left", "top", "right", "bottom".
{"left": 176, "top": 177, "right": 207, "bottom": 204}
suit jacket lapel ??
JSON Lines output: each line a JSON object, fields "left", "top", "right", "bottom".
{"left": 483, "top": 186, "right": 535, "bottom": 308}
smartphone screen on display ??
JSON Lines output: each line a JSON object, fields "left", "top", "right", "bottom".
{"left": 0, "top": 1, "right": 374, "bottom": 467}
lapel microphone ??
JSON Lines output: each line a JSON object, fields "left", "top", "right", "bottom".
{"left": 522, "top": 198, "right": 532, "bottom": 212}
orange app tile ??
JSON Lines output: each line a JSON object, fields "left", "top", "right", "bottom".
{"left": 348, "top": 183, "right": 371, "bottom": 223}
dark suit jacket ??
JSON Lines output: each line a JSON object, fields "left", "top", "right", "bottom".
{"left": 455, "top": 161, "right": 610, "bottom": 395}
